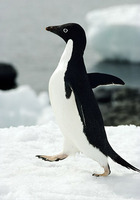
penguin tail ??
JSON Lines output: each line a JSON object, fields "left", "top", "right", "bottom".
{"left": 108, "top": 146, "right": 140, "bottom": 173}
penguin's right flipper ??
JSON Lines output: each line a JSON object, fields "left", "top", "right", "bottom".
{"left": 88, "top": 73, "right": 125, "bottom": 89}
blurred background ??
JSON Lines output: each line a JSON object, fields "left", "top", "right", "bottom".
{"left": 0, "top": 0, "right": 140, "bottom": 127}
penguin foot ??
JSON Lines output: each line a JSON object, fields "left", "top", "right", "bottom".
{"left": 92, "top": 164, "right": 111, "bottom": 177}
{"left": 36, "top": 153, "right": 68, "bottom": 162}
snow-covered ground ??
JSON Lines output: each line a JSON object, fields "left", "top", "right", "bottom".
{"left": 0, "top": 86, "right": 53, "bottom": 128}
{"left": 86, "top": 4, "right": 140, "bottom": 63}
{"left": 0, "top": 87, "right": 140, "bottom": 199}
{"left": 0, "top": 123, "right": 140, "bottom": 200}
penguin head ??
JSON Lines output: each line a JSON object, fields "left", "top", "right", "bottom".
{"left": 46, "top": 23, "right": 86, "bottom": 52}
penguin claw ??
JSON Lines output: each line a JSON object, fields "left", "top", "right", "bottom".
{"left": 92, "top": 172, "right": 109, "bottom": 177}
{"left": 36, "top": 155, "right": 56, "bottom": 162}
{"left": 36, "top": 155, "right": 51, "bottom": 162}
{"left": 92, "top": 173, "right": 100, "bottom": 177}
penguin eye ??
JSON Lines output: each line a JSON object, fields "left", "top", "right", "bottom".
{"left": 63, "top": 28, "right": 68, "bottom": 33}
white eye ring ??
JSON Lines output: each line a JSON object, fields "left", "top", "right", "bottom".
{"left": 63, "top": 28, "right": 68, "bottom": 33}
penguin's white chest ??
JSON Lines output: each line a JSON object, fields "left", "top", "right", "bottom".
{"left": 48, "top": 40, "right": 107, "bottom": 166}
{"left": 49, "top": 40, "right": 80, "bottom": 131}
{"left": 49, "top": 39, "right": 84, "bottom": 144}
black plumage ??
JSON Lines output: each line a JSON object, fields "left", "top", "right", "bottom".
{"left": 45, "top": 23, "right": 140, "bottom": 175}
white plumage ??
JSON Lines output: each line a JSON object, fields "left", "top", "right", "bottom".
{"left": 49, "top": 39, "right": 107, "bottom": 167}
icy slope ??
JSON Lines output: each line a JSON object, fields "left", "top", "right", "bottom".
{"left": 86, "top": 5, "right": 140, "bottom": 62}
{"left": 0, "top": 124, "right": 140, "bottom": 200}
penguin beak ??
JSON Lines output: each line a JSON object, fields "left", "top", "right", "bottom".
{"left": 46, "top": 25, "right": 68, "bottom": 43}
{"left": 46, "top": 26, "right": 59, "bottom": 34}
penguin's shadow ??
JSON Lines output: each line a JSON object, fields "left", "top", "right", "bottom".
{"left": 98, "top": 173, "right": 140, "bottom": 199}
{"left": 51, "top": 161, "right": 140, "bottom": 199}
{"left": 37, "top": 155, "right": 140, "bottom": 199}
{"left": 61, "top": 158, "right": 140, "bottom": 199}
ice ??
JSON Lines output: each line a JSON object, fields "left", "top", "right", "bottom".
{"left": 0, "top": 124, "right": 140, "bottom": 200}
{"left": 86, "top": 5, "right": 140, "bottom": 62}
{"left": 0, "top": 86, "right": 50, "bottom": 128}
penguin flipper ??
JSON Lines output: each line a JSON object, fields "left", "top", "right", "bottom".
{"left": 64, "top": 81, "right": 86, "bottom": 129}
{"left": 88, "top": 73, "right": 125, "bottom": 89}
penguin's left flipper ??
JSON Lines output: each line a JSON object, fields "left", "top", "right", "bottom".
{"left": 88, "top": 73, "right": 125, "bottom": 89}
{"left": 36, "top": 153, "right": 68, "bottom": 162}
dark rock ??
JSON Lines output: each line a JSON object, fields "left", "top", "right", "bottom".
{"left": 0, "top": 63, "right": 18, "bottom": 90}
{"left": 94, "top": 88, "right": 112, "bottom": 103}
{"left": 95, "top": 87, "right": 140, "bottom": 126}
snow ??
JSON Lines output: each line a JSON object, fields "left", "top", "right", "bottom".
{"left": 0, "top": 124, "right": 140, "bottom": 200}
{"left": 0, "top": 86, "right": 140, "bottom": 199}
{"left": 0, "top": 86, "right": 53, "bottom": 128}
{"left": 86, "top": 4, "right": 140, "bottom": 63}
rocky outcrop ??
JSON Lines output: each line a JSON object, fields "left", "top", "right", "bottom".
{"left": 95, "top": 87, "right": 140, "bottom": 126}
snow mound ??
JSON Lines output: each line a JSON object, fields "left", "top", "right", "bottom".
{"left": 86, "top": 5, "right": 140, "bottom": 62}
{"left": 0, "top": 125, "right": 140, "bottom": 200}
{"left": 0, "top": 86, "right": 51, "bottom": 128}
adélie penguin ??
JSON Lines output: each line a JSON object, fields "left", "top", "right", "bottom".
{"left": 36, "top": 23, "right": 140, "bottom": 176}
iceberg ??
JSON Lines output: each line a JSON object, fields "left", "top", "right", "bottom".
{"left": 0, "top": 85, "right": 50, "bottom": 128}
{"left": 86, "top": 5, "right": 140, "bottom": 63}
